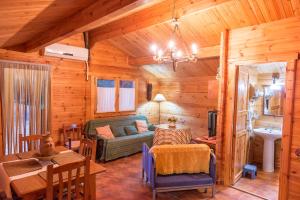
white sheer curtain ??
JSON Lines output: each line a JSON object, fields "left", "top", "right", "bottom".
{"left": 0, "top": 60, "right": 50, "bottom": 154}
{"left": 97, "top": 88, "right": 115, "bottom": 112}
{"left": 119, "top": 88, "right": 135, "bottom": 111}
{"left": 96, "top": 80, "right": 115, "bottom": 113}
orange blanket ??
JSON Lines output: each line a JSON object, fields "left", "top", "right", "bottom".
{"left": 150, "top": 144, "right": 211, "bottom": 175}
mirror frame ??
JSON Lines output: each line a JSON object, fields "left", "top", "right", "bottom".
{"left": 262, "top": 85, "right": 285, "bottom": 117}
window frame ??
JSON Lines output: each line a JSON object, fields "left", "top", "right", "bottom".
{"left": 94, "top": 77, "right": 138, "bottom": 115}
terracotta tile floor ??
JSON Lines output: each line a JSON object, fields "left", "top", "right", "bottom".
{"left": 95, "top": 153, "right": 262, "bottom": 200}
{"left": 233, "top": 170, "right": 279, "bottom": 200}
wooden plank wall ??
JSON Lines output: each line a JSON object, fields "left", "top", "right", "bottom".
{"left": 86, "top": 40, "right": 159, "bottom": 124}
{"left": 159, "top": 76, "right": 218, "bottom": 137}
{"left": 0, "top": 34, "right": 87, "bottom": 145}
{"left": 0, "top": 34, "right": 159, "bottom": 150}
{"left": 0, "top": 96, "right": 2, "bottom": 155}
{"left": 220, "top": 16, "right": 300, "bottom": 199}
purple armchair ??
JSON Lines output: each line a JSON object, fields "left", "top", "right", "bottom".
{"left": 142, "top": 143, "right": 216, "bottom": 200}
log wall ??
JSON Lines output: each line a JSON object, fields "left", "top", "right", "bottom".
{"left": 159, "top": 76, "right": 218, "bottom": 137}
{"left": 0, "top": 34, "right": 87, "bottom": 145}
{"left": 87, "top": 40, "right": 159, "bottom": 123}
{"left": 220, "top": 16, "right": 300, "bottom": 199}
{"left": 0, "top": 34, "right": 159, "bottom": 150}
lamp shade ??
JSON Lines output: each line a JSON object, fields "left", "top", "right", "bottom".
{"left": 153, "top": 93, "right": 166, "bottom": 102}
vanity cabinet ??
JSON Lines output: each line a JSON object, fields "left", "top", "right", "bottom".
{"left": 251, "top": 136, "right": 264, "bottom": 168}
{"left": 275, "top": 139, "right": 281, "bottom": 169}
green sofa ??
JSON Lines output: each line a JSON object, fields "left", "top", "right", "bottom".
{"left": 84, "top": 115, "right": 154, "bottom": 161}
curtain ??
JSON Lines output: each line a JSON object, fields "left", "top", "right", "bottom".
{"left": 97, "top": 88, "right": 115, "bottom": 112}
{"left": 96, "top": 79, "right": 115, "bottom": 113}
{"left": 119, "top": 88, "right": 135, "bottom": 111}
{"left": 0, "top": 60, "right": 50, "bottom": 154}
{"left": 119, "top": 80, "right": 135, "bottom": 111}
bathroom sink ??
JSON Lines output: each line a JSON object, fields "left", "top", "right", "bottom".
{"left": 253, "top": 128, "right": 282, "bottom": 172}
{"left": 253, "top": 128, "right": 282, "bottom": 140}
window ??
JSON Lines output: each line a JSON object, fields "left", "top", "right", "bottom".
{"left": 96, "top": 79, "right": 116, "bottom": 113}
{"left": 96, "top": 78, "right": 136, "bottom": 113}
{"left": 119, "top": 80, "right": 135, "bottom": 111}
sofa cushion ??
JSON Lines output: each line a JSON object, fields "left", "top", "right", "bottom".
{"left": 85, "top": 115, "right": 150, "bottom": 137}
{"left": 96, "top": 125, "right": 115, "bottom": 139}
{"left": 107, "top": 131, "right": 154, "bottom": 147}
{"left": 124, "top": 125, "right": 138, "bottom": 135}
{"left": 156, "top": 173, "right": 213, "bottom": 188}
{"left": 148, "top": 124, "right": 156, "bottom": 131}
{"left": 136, "top": 120, "right": 149, "bottom": 133}
{"left": 111, "top": 126, "right": 127, "bottom": 137}
{"left": 104, "top": 131, "right": 154, "bottom": 161}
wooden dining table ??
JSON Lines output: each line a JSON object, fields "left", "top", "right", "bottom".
{"left": 0, "top": 146, "right": 106, "bottom": 200}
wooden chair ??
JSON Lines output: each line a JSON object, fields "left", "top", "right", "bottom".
{"left": 46, "top": 158, "right": 90, "bottom": 200}
{"left": 62, "top": 124, "right": 83, "bottom": 151}
{"left": 79, "top": 139, "right": 96, "bottom": 161}
{"left": 19, "top": 134, "right": 42, "bottom": 153}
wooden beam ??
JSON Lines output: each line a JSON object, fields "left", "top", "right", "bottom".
{"left": 128, "top": 45, "right": 220, "bottom": 66}
{"left": 216, "top": 30, "right": 229, "bottom": 185}
{"left": 279, "top": 60, "right": 297, "bottom": 200}
{"left": 90, "top": 0, "right": 232, "bottom": 42}
{"left": 20, "top": 0, "right": 163, "bottom": 52}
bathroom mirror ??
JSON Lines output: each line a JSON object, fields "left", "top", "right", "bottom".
{"left": 263, "top": 85, "right": 285, "bottom": 116}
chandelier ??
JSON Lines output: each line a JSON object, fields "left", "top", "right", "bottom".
{"left": 149, "top": 1, "right": 198, "bottom": 71}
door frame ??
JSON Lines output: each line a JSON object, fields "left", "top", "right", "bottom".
{"left": 219, "top": 58, "right": 298, "bottom": 200}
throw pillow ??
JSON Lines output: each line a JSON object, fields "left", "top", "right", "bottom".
{"left": 111, "top": 126, "right": 127, "bottom": 137}
{"left": 136, "top": 120, "right": 149, "bottom": 133}
{"left": 124, "top": 126, "right": 138, "bottom": 135}
{"left": 96, "top": 125, "right": 115, "bottom": 139}
{"left": 148, "top": 124, "right": 156, "bottom": 131}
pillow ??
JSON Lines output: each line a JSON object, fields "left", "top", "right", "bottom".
{"left": 148, "top": 124, "right": 156, "bottom": 131}
{"left": 96, "top": 125, "right": 115, "bottom": 139}
{"left": 111, "top": 126, "right": 127, "bottom": 137}
{"left": 136, "top": 120, "right": 149, "bottom": 133}
{"left": 124, "top": 126, "right": 138, "bottom": 135}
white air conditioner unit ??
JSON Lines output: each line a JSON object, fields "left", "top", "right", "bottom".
{"left": 44, "top": 43, "right": 88, "bottom": 61}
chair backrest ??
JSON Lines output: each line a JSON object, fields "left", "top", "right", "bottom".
{"left": 142, "top": 143, "right": 149, "bottom": 170}
{"left": 63, "top": 124, "right": 83, "bottom": 143}
{"left": 142, "top": 143, "right": 152, "bottom": 184}
{"left": 79, "top": 139, "right": 96, "bottom": 161}
{"left": 148, "top": 150, "right": 217, "bottom": 187}
{"left": 19, "top": 134, "right": 42, "bottom": 153}
{"left": 46, "top": 158, "right": 90, "bottom": 200}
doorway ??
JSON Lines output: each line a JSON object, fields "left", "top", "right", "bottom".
{"left": 231, "top": 63, "right": 286, "bottom": 200}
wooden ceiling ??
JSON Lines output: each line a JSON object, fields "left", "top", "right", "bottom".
{"left": 142, "top": 57, "right": 219, "bottom": 78}
{"left": 0, "top": 0, "right": 299, "bottom": 58}
{"left": 107, "top": 0, "right": 300, "bottom": 58}
{"left": 0, "top": 0, "right": 164, "bottom": 52}
{"left": 0, "top": 0, "right": 96, "bottom": 48}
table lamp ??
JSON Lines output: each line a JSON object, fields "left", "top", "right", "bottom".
{"left": 153, "top": 93, "right": 166, "bottom": 124}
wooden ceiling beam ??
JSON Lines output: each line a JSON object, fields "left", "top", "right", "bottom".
{"left": 128, "top": 45, "right": 220, "bottom": 66}
{"left": 90, "top": 0, "right": 232, "bottom": 42}
{"left": 18, "top": 0, "right": 163, "bottom": 52}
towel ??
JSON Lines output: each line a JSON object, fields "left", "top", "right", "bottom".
{"left": 150, "top": 144, "right": 211, "bottom": 175}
